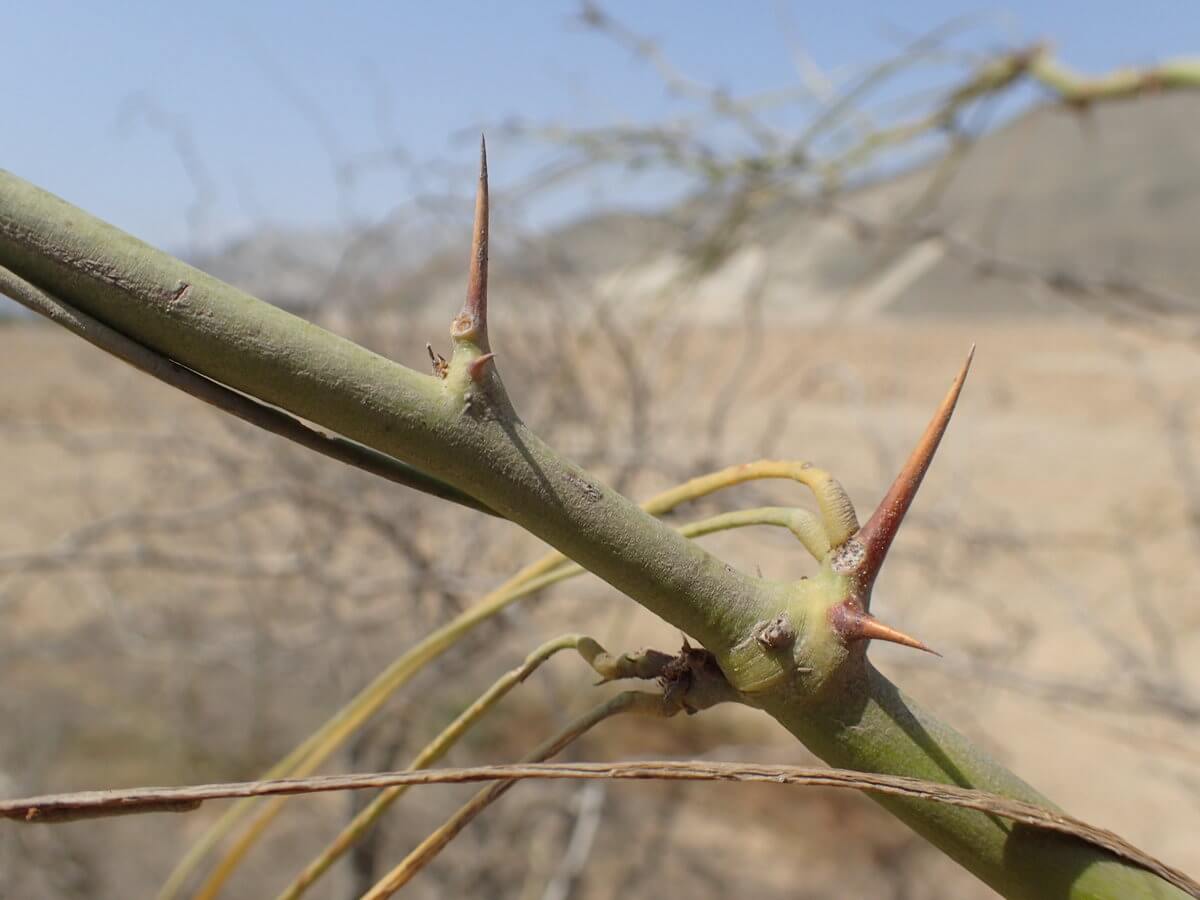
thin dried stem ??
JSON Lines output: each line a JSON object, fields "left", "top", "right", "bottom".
{"left": 1028, "top": 51, "right": 1200, "bottom": 104}
{"left": 5, "top": 762, "right": 1194, "bottom": 898}
{"left": 360, "top": 692, "right": 669, "bottom": 899}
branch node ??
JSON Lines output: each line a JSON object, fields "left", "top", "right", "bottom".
{"left": 659, "top": 640, "right": 737, "bottom": 714}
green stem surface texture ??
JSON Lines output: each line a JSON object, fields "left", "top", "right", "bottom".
{"left": 766, "top": 665, "right": 1187, "bottom": 899}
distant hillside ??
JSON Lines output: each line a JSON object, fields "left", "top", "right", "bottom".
{"left": 648, "top": 92, "right": 1200, "bottom": 321}
{"left": 875, "top": 92, "right": 1200, "bottom": 318}
{"left": 6, "top": 94, "right": 1200, "bottom": 322}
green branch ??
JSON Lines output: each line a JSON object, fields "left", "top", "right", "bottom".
{"left": 0, "top": 160, "right": 1190, "bottom": 899}
{"left": 0, "top": 167, "right": 773, "bottom": 655}
{"left": 0, "top": 263, "right": 498, "bottom": 516}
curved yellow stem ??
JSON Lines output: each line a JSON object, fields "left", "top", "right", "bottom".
{"left": 165, "top": 460, "right": 836, "bottom": 900}
{"left": 277, "top": 505, "right": 823, "bottom": 899}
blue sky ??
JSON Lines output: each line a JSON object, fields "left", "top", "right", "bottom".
{"left": 6, "top": 1, "right": 1197, "bottom": 251}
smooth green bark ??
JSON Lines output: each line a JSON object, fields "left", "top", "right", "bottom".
{"left": 0, "top": 169, "right": 774, "bottom": 653}
{"left": 0, "top": 169, "right": 1188, "bottom": 899}
{"left": 766, "top": 664, "right": 1185, "bottom": 899}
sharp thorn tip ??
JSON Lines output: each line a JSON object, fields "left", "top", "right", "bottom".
{"left": 854, "top": 613, "right": 938, "bottom": 656}
{"left": 854, "top": 351, "right": 973, "bottom": 588}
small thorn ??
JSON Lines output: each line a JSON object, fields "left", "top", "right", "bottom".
{"left": 855, "top": 346, "right": 974, "bottom": 590}
{"left": 831, "top": 602, "right": 939, "bottom": 656}
{"left": 453, "top": 135, "right": 490, "bottom": 350}
{"left": 467, "top": 352, "right": 495, "bottom": 382}
{"left": 853, "top": 613, "right": 940, "bottom": 656}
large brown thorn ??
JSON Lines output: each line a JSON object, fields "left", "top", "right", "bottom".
{"left": 855, "top": 346, "right": 974, "bottom": 590}
{"left": 453, "top": 135, "right": 490, "bottom": 351}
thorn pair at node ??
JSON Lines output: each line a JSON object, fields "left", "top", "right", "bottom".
{"left": 853, "top": 345, "right": 975, "bottom": 592}
{"left": 444, "top": 138, "right": 969, "bottom": 658}
{"left": 821, "top": 348, "right": 975, "bottom": 657}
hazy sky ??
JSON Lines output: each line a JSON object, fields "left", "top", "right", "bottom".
{"left": 7, "top": 1, "right": 1197, "bottom": 251}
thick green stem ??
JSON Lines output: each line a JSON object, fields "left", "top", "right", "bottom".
{"left": 0, "top": 170, "right": 1188, "bottom": 899}
{"left": 0, "top": 263, "right": 496, "bottom": 516}
{"left": 765, "top": 664, "right": 1189, "bottom": 899}
{"left": 0, "top": 169, "right": 772, "bottom": 655}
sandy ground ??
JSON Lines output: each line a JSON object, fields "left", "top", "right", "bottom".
{"left": 1, "top": 315, "right": 1197, "bottom": 899}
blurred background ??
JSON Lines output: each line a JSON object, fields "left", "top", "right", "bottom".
{"left": 3, "top": 2, "right": 1200, "bottom": 898}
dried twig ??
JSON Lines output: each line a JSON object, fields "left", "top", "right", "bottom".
{"left": 4, "top": 760, "right": 1195, "bottom": 897}
{"left": 278, "top": 634, "right": 602, "bottom": 899}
